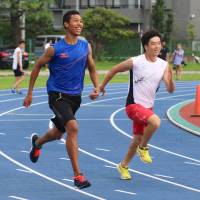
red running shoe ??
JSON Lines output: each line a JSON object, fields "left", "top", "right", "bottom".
{"left": 29, "top": 133, "right": 41, "bottom": 163}
{"left": 73, "top": 173, "right": 91, "bottom": 189}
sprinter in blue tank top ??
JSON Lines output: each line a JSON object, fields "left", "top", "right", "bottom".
{"left": 23, "top": 10, "right": 99, "bottom": 189}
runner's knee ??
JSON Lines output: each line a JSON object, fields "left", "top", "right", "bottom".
{"left": 148, "top": 115, "right": 161, "bottom": 129}
{"left": 65, "top": 120, "right": 78, "bottom": 135}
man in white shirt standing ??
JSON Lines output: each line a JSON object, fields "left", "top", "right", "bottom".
{"left": 11, "top": 40, "right": 25, "bottom": 94}
{"left": 100, "top": 30, "right": 175, "bottom": 180}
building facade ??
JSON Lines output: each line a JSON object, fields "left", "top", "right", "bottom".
{"left": 49, "top": 0, "right": 200, "bottom": 40}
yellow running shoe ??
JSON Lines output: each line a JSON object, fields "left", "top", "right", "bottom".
{"left": 137, "top": 146, "right": 152, "bottom": 164}
{"left": 116, "top": 162, "right": 132, "bottom": 180}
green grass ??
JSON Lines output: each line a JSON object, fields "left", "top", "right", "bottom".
{"left": 0, "top": 76, "right": 48, "bottom": 90}
{"left": 1, "top": 73, "right": 200, "bottom": 90}
{"left": 182, "top": 63, "right": 200, "bottom": 71}
{"left": 2, "top": 60, "right": 200, "bottom": 71}
{"left": 0, "top": 74, "right": 130, "bottom": 90}
{"left": 1, "top": 60, "right": 200, "bottom": 90}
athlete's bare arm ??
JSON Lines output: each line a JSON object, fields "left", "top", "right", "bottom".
{"left": 23, "top": 47, "right": 54, "bottom": 107}
{"left": 87, "top": 44, "right": 99, "bottom": 100}
{"left": 163, "top": 64, "right": 175, "bottom": 93}
{"left": 100, "top": 58, "right": 133, "bottom": 95}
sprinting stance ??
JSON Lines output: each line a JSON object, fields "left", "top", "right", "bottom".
{"left": 100, "top": 30, "right": 175, "bottom": 180}
{"left": 23, "top": 10, "right": 99, "bottom": 189}
{"left": 11, "top": 40, "right": 25, "bottom": 94}
{"left": 173, "top": 43, "right": 184, "bottom": 80}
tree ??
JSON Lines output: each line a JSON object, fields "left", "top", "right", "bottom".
{"left": 0, "top": 0, "right": 54, "bottom": 45}
{"left": 187, "top": 22, "right": 197, "bottom": 41}
{"left": 151, "top": 0, "right": 174, "bottom": 42}
{"left": 152, "top": 0, "right": 165, "bottom": 33}
{"left": 164, "top": 10, "right": 173, "bottom": 42}
{"left": 82, "top": 7, "right": 135, "bottom": 59}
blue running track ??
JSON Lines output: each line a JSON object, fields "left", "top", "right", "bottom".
{"left": 0, "top": 81, "right": 200, "bottom": 200}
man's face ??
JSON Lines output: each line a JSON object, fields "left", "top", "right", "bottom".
{"left": 20, "top": 43, "right": 25, "bottom": 50}
{"left": 145, "top": 36, "right": 161, "bottom": 57}
{"left": 65, "top": 14, "right": 83, "bottom": 36}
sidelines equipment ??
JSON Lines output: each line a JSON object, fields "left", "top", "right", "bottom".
{"left": 191, "top": 85, "right": 200, "bottom": 117}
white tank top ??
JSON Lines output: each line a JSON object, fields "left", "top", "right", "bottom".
{"left": 12, "top": 47, "right": 22, "bottom": 70}
{"left": 126, "top": 54, "right": 167, "bottom": 108}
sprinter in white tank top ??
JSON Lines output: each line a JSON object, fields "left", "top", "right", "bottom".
{"left": 100, "top": 30, "right": 175, "bottom": 180}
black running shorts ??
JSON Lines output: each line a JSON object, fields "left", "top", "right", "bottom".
{"left": 48, "top": 92, "right": 81, "bottom": 133}
{"left": 13, "top": 65, "right": 24, "bottom": 77}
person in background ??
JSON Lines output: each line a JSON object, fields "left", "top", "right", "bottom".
{"left": 11, "top": 40, "right": 26, "bottom": 94}
{"left": 173, "top": 43, "right": 184, "bottom": 80}
{"left": 158, "top": 40, "right": 169, "bottom": 61}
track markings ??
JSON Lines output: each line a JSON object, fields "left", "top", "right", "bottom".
{"left": 95, "top": 148, "right": 110, "bottom": 152}
{"left": 20, "top": 150, "right": 29, "bottom": 154}
{"left": 59, "top": 157, "right": 70, "bottom": 161}
{"left": 104, "top": 165, "right": 116, "bottom": 169}
{"left": 16, "top": 168, "right": 32, "bottom": 173}
{"left": 62, "top": 178, "right": 73, "bottom": 182}
{"left": 9, "top": 196, "right": 28, "bottom": 200}
{"left": 184, "top": 161, "right": 200, "bottom": 166}
{"left": 114, "top": 189, "right": 137, "bottom": 195}
{"left": 154, "top": 174, "right": 174, "bottom": 179}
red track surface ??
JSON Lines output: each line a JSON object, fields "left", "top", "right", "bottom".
{"left": 180, "top": 102, "right": 200, "bottom": 128}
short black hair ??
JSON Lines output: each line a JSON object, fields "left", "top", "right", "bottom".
{"left": 18, "top": 40, "right": 25, "bottom": 45}
{"left": 141, "top": 30, "right": 162, "bottom": 52}
{"left": 63, "top": 10, "right": 80, "bottom": 27}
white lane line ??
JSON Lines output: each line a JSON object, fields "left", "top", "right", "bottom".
{"left": 16, "top": 168, "right": 32, "bottom": 173}
{"left": 0, "top": 94, "right": 47, "bottom": 103}
{"left": 6, "top": 113, "right": 53, "bottom": 116}
{"left": 0, "top": 101, "right": 47, "bottom": 117}
{"left": 109, "top": 103, "right": 200, "bottom": 164}
{"left": 0, "top": 132, "right": 6, "bottom": 135}
{"left": 95, "top": 148, "right": 110, "bottom": 152}
{"left": 0, "top": 119, "right": 49, "bottom": 122}
{"left": 184, "top": 162, "right": 200, "bottom": 166}
{"left": 154, "top": 174, "right": 174, "bottom": 179}
{"left": 104, "top": 165, "right": 116, "bottom": 169}
{"left": 84, "top": 105, "right": 122, "bottom": 107}
{"left": 62, "top": 178, "right": 73, "bottom": 182}
{"left": 59, "top": 157, "right": 70, "bottom": 161}
{"left": 114, "top": 189, "right": 137, "bottom": 195}
{"left": 0, "top": 118, "right": 129, "bottom": 122}
{"left": 1, "top": 90, "right": 199, "bottom": 195}
{"left": 20, "top": 151, "right": 29, "bottom": 154}
{"left": 77, "top": 146, "right": 200, "bottom": 193}
{"left": 0, "top": 150, "right": 106, "bottom": 200}
{"left": 9, "top": 196, "right": 28, "bottom": 200}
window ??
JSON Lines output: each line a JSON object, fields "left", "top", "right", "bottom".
{"left": 89, "top": 0, "right": 95, "bottom": 7}
{"left": 80, "top": 0, "right": 88, "bottom": 8}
